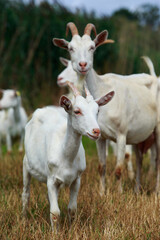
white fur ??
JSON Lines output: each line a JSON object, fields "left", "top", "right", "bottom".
{"left": 0, "top": 90, "right": 28, "bottom": 153}
{"left": 142, "top": 56, "right": 160, "bottom": 176}
{"left": 22, "top": 91, "right": 113, "bottom": 231}
{"left": 53, "top": 25, "right": 159, "bottom": 194}
{"left": 58, "top": 57, "right": 134, "bottom": 180}
{"left": 57, "top": 57, "right": 84, "bottom": 99}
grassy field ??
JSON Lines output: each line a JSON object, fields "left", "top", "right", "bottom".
{"left": 0, "top": 138, "right": 160, "bottom": 240}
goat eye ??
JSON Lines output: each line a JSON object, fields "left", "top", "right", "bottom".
{"left": 74, "top": 110, "right": 81, "bottom": 115}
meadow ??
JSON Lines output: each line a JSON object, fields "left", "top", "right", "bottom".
{"left": 0, "top": 138, "right": 160, "bottom": 240}
{"left": 1, "top": 1, "right": 160, "bottom": 239}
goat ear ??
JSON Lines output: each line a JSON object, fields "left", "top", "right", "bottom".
{"left": 53, "top": 38, "right": 69, "bottom": 50}
{"left": 96, "top": 91, "right": 114, "bottom": 106}
{"left": 94, "top": 30, "right": 108, "bottom": 48}
{"left": 60, "top": 95, "right": 72, "bottom": 112}
{"left": 59, "top": 57, "right": 69, "bottom": 67}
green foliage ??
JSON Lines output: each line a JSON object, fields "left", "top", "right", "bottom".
{"left": 0, "top": 0, "right": 160, "bottom": 111}
{"left": 136, "top": 4, "right": 160, "bottom": 28}
{"left": 112, "top": 8, "right": 138, "bottom": 21}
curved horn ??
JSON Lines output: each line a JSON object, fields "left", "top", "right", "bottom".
{"left": 66, "top": 22, "right": 79, "bottom": 37}
{"left": 66, "top": 81, "right": 80, "bottom": 96}
{"left": 84, "top": 82, "right": 91, "bottom": 97}
{"left": 98, "top": 39, "right": 115, "bottom": 47}
{"left": 85, "top": 87, "right": 91, "bottom": 97}
{"left": 84, "top": 23, "right": 97, "bottom": 36}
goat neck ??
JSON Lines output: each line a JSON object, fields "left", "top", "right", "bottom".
{"left": 77, "top": 68, "right": 112, "bottom": 99}
{"left": 63, "top": 114, "right": 82, "bottom": 160}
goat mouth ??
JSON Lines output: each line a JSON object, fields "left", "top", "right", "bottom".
{"left": 79, "top": 69, "right": 88, "bottom": 75}
{"left": 87, "top": 132, "right": 99, "bottom": 140}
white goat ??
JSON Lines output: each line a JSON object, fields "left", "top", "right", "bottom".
{"left": 53, "top": 22, "right": 160, "bottom": 194}
{"left": 57, "top": 57, "right": 81, "bottom": 99}
{"left": 22, "top": 82, "right": 114, "bottom": 231}
{"left": 58, "top": 56, "right": 134, "bottom": 180}
{"left": 57, "top": 57, "right": 78, "bottom": 87}
{"left": 142, "top": 56, "right": 160, "bottom": 173}
{"left": 0, "top": 89, "right": 28, "bottom": 153}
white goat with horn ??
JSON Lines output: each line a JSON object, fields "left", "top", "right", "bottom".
{"left": 0, "top": 89, "right": 28, "bottom": 153}
{"left": 22, "top": 81, "right": 114, "bottom": 231}
{"left": 53, "top": 22, "right": 160, "bottom": 194}
{"left": 58, "top": 56, "right": 134, "bottom": 180}
{"left": 141, "top": 56, "right": 160, "bottom": 174}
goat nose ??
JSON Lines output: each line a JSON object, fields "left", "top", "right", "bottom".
{"left": 79, "top": 62, "right": 87, "bottom": 68}
{"left": 92, "top": 128, "right": 100, "bottom": 137}
{"left": 57, "top": 77, "right": 63, "bottom": 82}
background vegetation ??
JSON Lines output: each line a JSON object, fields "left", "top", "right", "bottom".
{"left": 0, "top": 1, "right": 160, "bottom": 239}
{"left": 0, "top": 0, "right": 160, "bottom": 111}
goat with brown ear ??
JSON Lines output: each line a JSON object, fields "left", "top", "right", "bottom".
{"left": 22, "top": 81, "right": 114, "bottom": 232}
{"left": 57, "top": 55, "right": 135, "bottom": 181}
{"left": 53, "top": 22, "right": 159, "bottom": 195}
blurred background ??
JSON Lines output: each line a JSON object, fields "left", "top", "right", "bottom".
{"left": 0, "top": 0, "right": 160, "bottom": 112}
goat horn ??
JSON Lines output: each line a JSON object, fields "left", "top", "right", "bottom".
{"left": 66, "top": 81, "right": 80, "bottom": 96}
{"left": 66, "top": 22, "right": 79, "bottom": 37}
{"left": 85, "top": 87, "right": 92, "bottom": 98}
{"left": 84, "top": 82, "right": 91, "bottom": 97}
{"left": 84, "top": 23, "right": 97, "bottom": 36}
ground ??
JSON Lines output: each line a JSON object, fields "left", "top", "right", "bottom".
{"left": 0, "top": 138, "right": 160, "bottom": 240}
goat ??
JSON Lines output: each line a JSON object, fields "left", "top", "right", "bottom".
{"left": 57, "top": 57, "right": 81, "bottom": 99}
{"left": 22, "top": 82, "right": 114, "bottom": 231}
{"left": 58, "top": 57, "right": 78, "bottom": 87}
{"left": 53, "top": 22, "right": 160, "bottom": 194}
{"left": 0, "top": 89, "right": 28, "bottom": 153}
{"left": 58, "top": 56, "right": 134, "bottom": 180}
{"left": 141, "top": 56, "right": 160, "bottom": 175}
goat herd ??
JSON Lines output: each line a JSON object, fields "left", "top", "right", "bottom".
{"left": 1, "top": 22, "right": 160, "bottom": 232}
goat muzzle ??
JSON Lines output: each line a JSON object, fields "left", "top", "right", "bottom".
{"left": 92, "top": 128, "right": 100, "bottom": 138}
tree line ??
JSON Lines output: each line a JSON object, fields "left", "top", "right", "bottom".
{"left": 0, "top": 0, "right": 160, "bottom": 110}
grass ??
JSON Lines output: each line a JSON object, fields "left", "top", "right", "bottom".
{"left": 0, "top": 139, "right": 160, "bottom": 239}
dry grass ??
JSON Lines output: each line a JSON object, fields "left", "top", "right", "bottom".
{"left": 0, "top": 139, "right": 160, "bottom": 240}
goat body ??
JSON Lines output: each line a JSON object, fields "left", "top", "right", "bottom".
{"left": 58, "top": 57, "right": 135, "bottom": 180}
{"left": 0, "top": 90, "right": 28, "bottom": 152}
{"left": 53, "top": 23, "right": 158, "bottom": 194}
{"left": 24, "top": 107, "right": 86, "bottom": 184}
{"left": 22, "top": 87, "right": 114, "bottom": 231}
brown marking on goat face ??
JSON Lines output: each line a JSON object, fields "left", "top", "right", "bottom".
{"left": 98, "top": 164, "right": 106, "bottom": 176}
{"left": 115, "top": 167, "right": 122, "bottom": 180}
